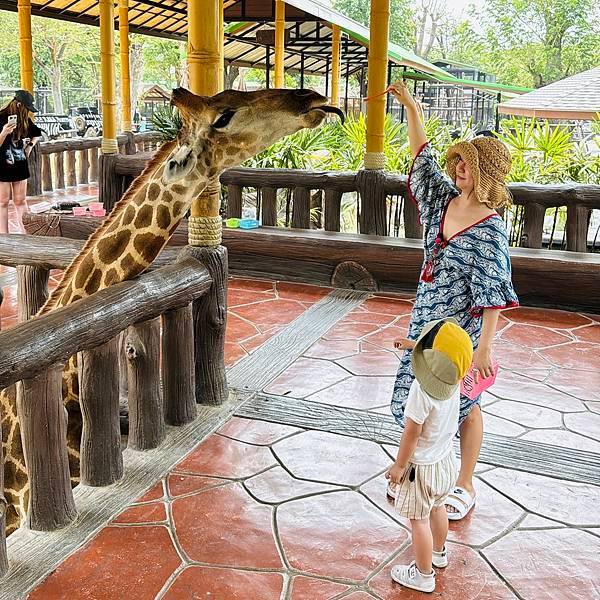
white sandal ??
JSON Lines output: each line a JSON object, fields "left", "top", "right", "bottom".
{"left": 445, "top": 487, "right": 476, "bottom": 521}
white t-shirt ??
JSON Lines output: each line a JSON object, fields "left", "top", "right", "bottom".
{"left": 404, "top": 379, "right": 459, "bottom": 465}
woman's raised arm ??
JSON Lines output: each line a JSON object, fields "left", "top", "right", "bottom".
{"left": 389, "top": 81, "right": 428, "bottom": 158}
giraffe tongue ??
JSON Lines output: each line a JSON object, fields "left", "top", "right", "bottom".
{"left": 317, "top": 105, "right": 345, "bottom": 124}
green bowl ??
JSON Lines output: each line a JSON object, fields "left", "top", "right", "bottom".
{"left": 225, "top": 218, "right": 240, "bottom": 228}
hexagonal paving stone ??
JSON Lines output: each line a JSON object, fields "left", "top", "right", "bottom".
{"left": 359, "top": 475, "right": 409, "bottom": 527}
{"left": 164, "top": 566, "right": 284, "bottom": 599}
{"left": 265, "top": 358, "right": 349, "bottom": 398}
{"left": 518, "top": 514, "right": 565, "bottom": 529}
{"left": 493, "top": 341, "right": 553, "bottom": 371}
{"left": 324, "top": 321, "right": 382, "bottom": 340}
{"left": 481, "top": 469, "right": 600, "bottom": 526}
{"left": 307, "top": 376, "right": 395, "bottom": 410}
{"left": 233, "top": 298, "right": 307, "bottom": 328}
{"left": 135, "top": 481, "right": 165, "bottom": 503}
{"left": 230, "top": 278, "right": 275, "bottom": 292}
{"left": 28, "top": 526, "right": 181, "bottom": 600}
{"left": 113, "top": 502, "right": 167, "bottom": 525}
{"left": 336, "top": 351, "right": 400, "bottom": 377}
{"left": 482, "top": 413, "right": 527, "bottom": 437}
{"left": 363, "top": 325, "right": 410, "bottom": 351}
{"left": 217, "top": 416, "right": 301, "bottom": 445}
{"left": 346, "top": 309, "right": 399, "bottom": 325}
{"left": 275, "top": 281, "right": 332, "bottom": 303}
{"left": 500, "top": 324, "right": 573, "bottom": 349}
{"left": 572, "top": 323, "right": 600, "bottom": 343}
{"left": 174, "top": 434, "right": 276, "bottom": 479}
{"left": 546, "top": 369, "right": 600, "bottom": 402}
{"left": 289, "top": 576, "right": 349, "bottom": 599}
{"left": 485, "top": 400, "right": 563, "bottom": 429}
{"left": 538, "top": 341, "right": 600, "bottom": 371}
{"left": 369, "top": 542, "right": 515, "bottom": 599}
{"left": 225, "top": 313, "right": 260, "bottom": 344}
{"left": 229, "top": 288, "right": 277, "bottom": 308}
{"left": 520, "top": 429, "right": 600, "bottom": 454}
{"left": 274, "top": 430, "right": 391, "bottom": 486}
{"left": 504, "top": 307, "right": 592, "bottom": 329}
{"left": 167, "top": 474, "right": 227, "bottom": 498}
{"left": 277, "top": 490, "right": 407, "bottom": 580}
{"left": 304, "top": 339, "right": 360, "bottom": 360}
{"left": 483, "top": 529, "right": 600, "bottom": 600}
{"left": 564, "top": 411, "right": 600, "bottom": 441}
{"left": 361, "top": 296, "right": 413, "bottom": 316}
{"left": 447, "top": 479, "right": 524, "bottom": 547}
{"left": 245, "top": 466, "right": 340, "bottom": 504}
{"left": 172, "top": 483, "right": 282, "bottom": 569}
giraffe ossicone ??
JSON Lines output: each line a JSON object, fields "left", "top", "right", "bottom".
{"left": 1, "top": 87, "right": 344, "bottom": 536}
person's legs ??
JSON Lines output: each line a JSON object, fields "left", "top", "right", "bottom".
{"left": 0, "top": 181, "right": 11, "bottom": 234}
{"left": 447, "top": 404, "right": 483, "bottom": 515}
{"left": 11, "top": 180, "right": 29, "bottom": 233}
{"left": 430, "top": 504, "right": 448, "bottom": 553}
{"left": 411, "top": 517, "right": 433, "bottom": 574}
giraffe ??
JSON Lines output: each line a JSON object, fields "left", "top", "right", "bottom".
{"left": 1, "top": 87, "right": 344, "bottom": 535}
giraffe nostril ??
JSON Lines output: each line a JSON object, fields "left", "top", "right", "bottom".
{"left": 169, "top": 160, "right": 178, "bottom": 170}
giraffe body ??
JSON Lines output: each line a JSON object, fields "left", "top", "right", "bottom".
{"left": 1, "top": 88, "right": 343, "bottom": 534}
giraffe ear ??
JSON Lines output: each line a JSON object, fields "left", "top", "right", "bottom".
{"left": 171, "top": 87, "right": 209, "bottom": 121}
{"left": 163, "top": 143, "right": 197, "bottom": 183}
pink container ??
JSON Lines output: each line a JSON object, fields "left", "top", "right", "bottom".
{"left": 90, "top": 208, "right": 106, "bottom": 217}
{"left": 89, "top": 202, "right": 104, "bottom": 210}
{"left": 461, "top": 362, "right": 499, "bottom": 399}
{"left": 72, "top": 207, "right": 87, "bottom": 216}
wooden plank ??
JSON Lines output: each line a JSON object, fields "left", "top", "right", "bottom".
{"left": 261, "top": 187, "right": 278, "bottom": 226}
{"left": 324, "top": 188, "right": 341, "bottom": 232}
{"left": 292, "top": 186, "right": 311, "bottom": 229}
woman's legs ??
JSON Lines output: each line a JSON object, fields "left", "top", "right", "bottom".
{"left": 0, "top": 182, "right": 11, "bottom": 234}
{"left": 11, "top": 180, "right": 29, "bottom": 233}
{"left": 447, "top": 404, "right": 483, "bottom": 514}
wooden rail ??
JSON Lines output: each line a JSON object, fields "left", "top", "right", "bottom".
{"left": 0, "top": 235, "right": 228, "bottom": 573}
{"left": 99, "top": 152, "right": 600, "bottom": 252}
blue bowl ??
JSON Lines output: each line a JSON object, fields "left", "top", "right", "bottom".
{"left": 239, "top": 218, "right": 260, "bottom": 229}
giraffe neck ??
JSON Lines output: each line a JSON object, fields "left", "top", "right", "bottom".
{"left": 40, "top": 141, "right": 212, "bottom": 314}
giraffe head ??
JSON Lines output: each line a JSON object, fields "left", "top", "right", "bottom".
{"left": 164, "top": 88, "right": 344, "bottom": 182}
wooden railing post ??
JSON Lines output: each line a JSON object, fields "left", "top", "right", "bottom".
{"left": 16, "top": 364, "right": 77, "bottom": 530}
{"left": 125, "top": 317, "right": 165, "bottom": 450}
{"left": 66, "top": 150, "right": 77, "bottom": 188}
{"left": 17, "top": 265, "right": 49, "bottom": 322}
{"left": 261, "top": 187, "right": 278, "bottom": 226}
{"left": 125, "top": 131, "right": 136, "bottom": 155}
{"left": 292, "top": 186, "right": 311, "bottom": 229}
{"left": 227, "top": 184, "right": 243, "bottom": 218}
{"left": 78, "top": 148, "right": 90, "bottom": 185}
{"left": 26, "top": 143, "right": 42, "bottom": 196}
{"left": 54, "top": 152, "right": 66, "bottom": 190}
{"left": 520, "top": 203, "right": 545, "bottom": 248}
{"left": 89, "top": 147, "right": 99, "bottom": 182}
{"left": 99, "top": 153, "right": 121, "bottom": 211}
{"left": 403, "top": 192, "right": 423, "bottom": 239}
{"left": 42, "top": 153, "right": 53, "bottom": 192}
{"left": 566, "top": 205, "right": 590, "bottom": 252}
{"left": 162, "top": 304, "right": 197, "bottom": 425}
{"left": 324, "top": 189, "right": 342, "bottom": 232}
{"left": 357, "top": 169, "right": 387, "bottom": 235}
{"left": 78, "top": 337, "right": 123, "bottom": 486}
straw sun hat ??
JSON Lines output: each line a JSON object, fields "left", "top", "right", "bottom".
{"left": 446, "top": 137, "right": 513, "bottom": 209}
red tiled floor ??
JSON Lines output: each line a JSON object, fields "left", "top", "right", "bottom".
{"left": 228, "top": 277, "right": 275, "bottom": 292}
{"left": 362, "top": 325, "right": 410, "bottom": 351}
{"left": 304, "top": 339, "right": 360, "bottom": 359}
{"left": 167, "top": 474, "right": 226, "bottom": 498}
{"left": 520, "top": 429, "right": 600, "bottom": 453}
{"left": 275, "top": 281, "right": 332, "bottom": 303}
{"left": 483, "top": 529, "right": 600, "bottom": 600}
{"left": 481, "top": 413, "right": 526, "bottom": 437}
{"left": 163, "top": 567, "right": 284, "bottom": 599}
{"left": 228, "top": 288, "right": 277, "bottom": 307}
{"left": 545, "top": 369, "right": 600, "bottom": 402}
{"left": 500, "top": 323, "right": 573, "bottom": 348}
{"left": 232, "top": 298, "right": 306, "bottom": 329}
{"left": 504, "top": 306, "right": 593, "bottom": 329}
{"left": 538, "top": 341, "right": 600, "bottom": 371}
{"left": 172, "top": 483, "right": 282, "bottom": 569}
{"left": 336, "top": 350, "right": 400, "bottom": 376}
{"left": 289, "top": 576, "right": 349, "bottom": 599}
{"left": 323, "top": 321, "right": 382, "bottom": 340}
{"left": 360, "top": 296, "right": 413, "bottom": 315}
{"left": 485, "top": 399, "right": 563, "bottom": 429}
{"left": 174, "top": 434, "right": 276, "bottom": 479}
{"left": 135, "top": 482, "right": 165, "bottom": 503}
{"left": 225, "top": 313, "right": 260, "bottom": 343}
{"left": 307, "top": 375, "right": 395, "bottom": 410}
{"left": 572, "top": 323, "right": 600, "bottom": 343}
{"left": 277, "top": 491, "right": 407, "bottom": 580}
{"left": 113, "top": 502, "right": 167, "bottom": 525}
{"left": 493, "top": 340, "right": 553, "bottom": 371}
{"left": 217, "top": 416, "right": 301, "bottom": 445}
{"left": 28, "top": 526, "right": 181, "bottom": 600}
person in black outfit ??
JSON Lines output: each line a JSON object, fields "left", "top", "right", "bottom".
{"left": 0, "top": 90, "right": 42, "bottom": 234}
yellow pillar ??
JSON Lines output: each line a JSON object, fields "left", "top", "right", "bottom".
{"left": 364, "top": 0, "right": 390, "bottom": 169}
{"left": 99, "top": 0, "right": 118, "bottom": 154}
{"left": 17, "top": 0, "right": 34, "bottom": 92}
{"left": 119, "top": 0, "right": 132, "bottom": 132}
{"left": 330, "top": 25, "right": 341, "bottom": 108}
{"left": 274, "top": 0, "right": 285, "bottom": 88}
{"left": 218, "top": 0, "right": 224, "bottom": 90}
{"left": 187, "top": 0, "right": 222, "bottom": 246}
{"left": 187, "top": 0, "right": 220, "bottom": 96}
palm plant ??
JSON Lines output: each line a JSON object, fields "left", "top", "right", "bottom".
{"left": 150, "top": 105, "right": 182, "bottom": 141}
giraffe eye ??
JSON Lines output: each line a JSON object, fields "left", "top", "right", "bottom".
{"left": 212, "top": 109, "right": 236, "bottom": 129}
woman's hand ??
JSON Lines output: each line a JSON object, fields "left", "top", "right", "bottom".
{"left": 1, "top": 122, "right": 16, "bottom": 137}
{"left": 389, "top": 80, "right": 417, "bottom": 108}
{"left": 472, "top": 343, "right": 494, "bottom": 382}
{"left": 385, "top": 462, "right": 406, "bottom": 486}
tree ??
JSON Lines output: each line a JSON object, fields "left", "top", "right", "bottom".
{"left": 413, "top": 0, "right": 446, "bottom": 59}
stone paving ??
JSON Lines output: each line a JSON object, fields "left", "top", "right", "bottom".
{"left": 1, "top": 192, "right": 600, "bottom": 598}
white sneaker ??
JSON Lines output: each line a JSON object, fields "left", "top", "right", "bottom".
{"left": 387, "top": 482, "right": 399, "bottom": 499}
{"left": 432, "top": 545, "right": 448, "bottom": 568}
{"left": 390, "top": 561, "right": 435, "bottom": 593}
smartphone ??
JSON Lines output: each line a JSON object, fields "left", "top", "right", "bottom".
{"left": 8, "top": 115, "right": 17, "bottom": 125}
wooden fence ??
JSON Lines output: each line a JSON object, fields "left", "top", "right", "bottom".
{"left": 100, "top": 153, "right": 600, "bottom": 253}
{"left": 0, "top": 233, "right": 226, "bottom": 575}
{"left": 27, "top": 132, "right": 162, "bottom": 197}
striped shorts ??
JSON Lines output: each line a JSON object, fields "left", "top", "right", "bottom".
{"left": 393, "top": 451, "right": 458, "bottom": 520}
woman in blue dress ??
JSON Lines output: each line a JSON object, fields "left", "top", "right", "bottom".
{"left": 388, "top": 81, "right": 519, "bottom": 520}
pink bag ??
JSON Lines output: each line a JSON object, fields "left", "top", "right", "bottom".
{"left": 460, "top": 362, "right": 499, "bottom": 399}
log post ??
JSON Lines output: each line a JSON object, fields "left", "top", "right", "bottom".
{"left": 26, "top": 143, "right": 42, "bottom": 196}
{"left": 99, "top": 153, "right": 121, "bottom": 211}
{"left": 89, "top": 147, "right": 99, "bottom": 182}
{"left": 66, "top": 150, "right": 77, "bottom": 187}
{"left": 0, "top": 414, "right": 7, "bottom": 575}
{"left": 310, "top": 190, "right": 323, "bottom": 229}
{"left": 357, "top": 169, "right": 387, "bottom": 235}
{"left": 78, "top": 148, "right": 90, "bottom": 185}
{"left": 261, "top": 187, "right": 278, "bottom": 226}
{"left": 179, "top": 245, "right": 228, "bottom": 406}
{"left": 16, "top": 364, "right": 77, "bottom": 530}
{"left": 78, "top": 338, "right": 123, "bottom": 486}
{"left": 403, "top": 193, "right": 423, "bottom": 239}
{"left": 42, "top": 153, "right": 53, "bottom": 192}
{"left": 292, "top": 186, "right": 311, "bottom": 229}
{"left": 162, "top": 304, "right": 197, "bottom": 425}
{"left": 566, "top": 205, "right": 590, "bottom": 253}
{"left": 520, "top": 202, "right": 545, "bottom": 248}
{"left": 54, "top": 152, "right": 66, "bottom": 190}
{"left": 17, "top": 265, "right": 49, "bottom": 322}
{"left": 125, "top": 131, "right": 136, "bottom": 155}
{"left": 324, "top": 189, "right": 342, "bottom": 232}
{"left": 226, "top": 184, "right": 243, "bottom": 218}
{"left": 125, "top": 318, "right": 165, "bottom": 450}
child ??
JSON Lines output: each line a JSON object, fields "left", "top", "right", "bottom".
{"left": 386, "top": 318, "right": 473, "bottom": 593}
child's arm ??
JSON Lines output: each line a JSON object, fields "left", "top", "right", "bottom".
{"left": 394, "top": 338, "right": 416, "bottom": 350}
{"left": 385, "top": 417, "right": 423, "bottom": 485}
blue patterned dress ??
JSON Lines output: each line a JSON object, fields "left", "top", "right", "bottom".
{"left": 391, "top": 143, "right": 519, "bottom": 427}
